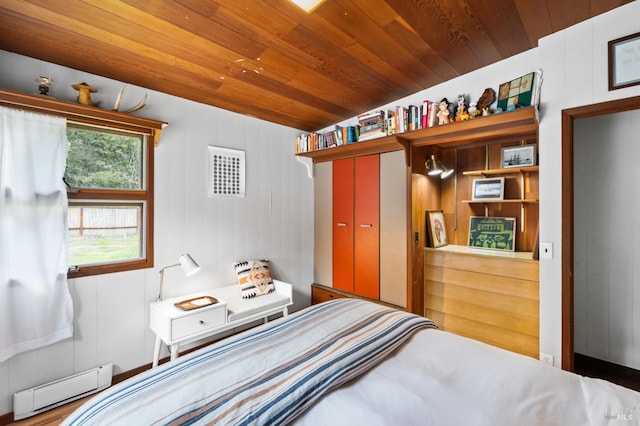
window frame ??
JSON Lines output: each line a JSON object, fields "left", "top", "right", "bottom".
{"left": 0, "top": 88, "right": 166, "bottom": 278}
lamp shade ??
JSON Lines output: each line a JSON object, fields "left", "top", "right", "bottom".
{"left": 179, "top": 253, "right": 200, "bottom": 277}
{"left": 426, "top": 154, "right": 443, "bottom": 176}
{"left": 157, "top": 253, "right": 201, "bottom": 301}
{"left": 440, "top": 165, "right": 454, "bottom": 179}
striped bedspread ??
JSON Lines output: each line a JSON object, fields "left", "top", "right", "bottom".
{"left": 62, "top": 299, "right": 436, "bottom": 426}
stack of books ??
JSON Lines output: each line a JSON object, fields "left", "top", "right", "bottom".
{"left": 357, "top": 110, "right": 387, "bottom": 141}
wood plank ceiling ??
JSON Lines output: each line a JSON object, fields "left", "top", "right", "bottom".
{"left": 0, "top": 0, "right": 631, "bottom": 131}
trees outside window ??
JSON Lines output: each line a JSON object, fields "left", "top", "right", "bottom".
{"left": 66, "top": 124, "right": 152, "bottom": 278}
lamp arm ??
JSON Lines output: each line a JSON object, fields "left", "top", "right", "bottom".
{"left": 157, "top": 263, "right": 181, "bottom": 301}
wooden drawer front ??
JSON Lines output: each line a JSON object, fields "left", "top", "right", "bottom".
{"left": 424, "top": 248, "right": 539, "bottom": 358}
{"left": 171, "top": 306, "right": 226, "bottom": 340}
{"left": 312, "top": 286, "right": 348, "bottom": 305}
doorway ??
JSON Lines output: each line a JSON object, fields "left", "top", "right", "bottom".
{"left": 561, "top": 96, "right": 640, "bottom": 388}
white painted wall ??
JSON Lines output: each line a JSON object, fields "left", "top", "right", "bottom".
{"left": 574, "top": 110, "right": 640, "bottom": 370}
{"left": 318, "top": 1, "right": 640, "bottom": 367}
{"left": 0, "top": 51, "right": 314, "bottom": 414}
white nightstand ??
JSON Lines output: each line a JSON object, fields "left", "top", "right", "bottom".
{"left": 149, "top": 281, "right": 293, "bottom": 367}
{"left": 149, "top": 293, "right": 228, "bottom": 368}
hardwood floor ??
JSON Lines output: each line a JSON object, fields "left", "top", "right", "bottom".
{"left": 574, "top": 353, "right": 640, "bottom": 392}
{"left": 7, "top": 396, "right": 91, "bottom": 426}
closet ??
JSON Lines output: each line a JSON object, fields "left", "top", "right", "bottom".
{"left": 333, "top": 155, "right": 380, "bottom": 299}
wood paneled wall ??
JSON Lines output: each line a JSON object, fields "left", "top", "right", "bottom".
{"left": 424, "top": 248, "right": 539, "bottom": 358}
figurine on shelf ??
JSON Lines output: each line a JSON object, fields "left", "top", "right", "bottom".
{"left": 476, "top": 88, "right": 496, "bottom": 114}
{"left": 468, "top": 102, "right": 479, "bottom": 118}
{"left": 455, "top": 94, "right": 469, "bottom": 122}
{"left": 72, "top": 82, "right": 98, "bottom": 106}
{"left": 436, "top": 98, "right": 450, "bottom": 125}
{"left": 35, "top": 76, "right": 53, "bottom": 96}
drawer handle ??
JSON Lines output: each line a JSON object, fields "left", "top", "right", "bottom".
{"left": 336, "top": 222, "right": 347, "bottom": 227}
{"left": 360, "top": 224, "right": 373, "bottom": 228}
{"left": 199, "top": 320, "right": 205, "bottom": 325}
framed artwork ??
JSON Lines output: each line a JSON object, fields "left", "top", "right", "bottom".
{"left": 497, "top": 71, "right": 536, "bottom": 111}
{"left": 501, "top": 144, "right": 536, "bottom": 168}
{"left": 208, "top": 146, "right": 245, "bottom": 198}
{"left": 608, "top": 32, "right": 640, "bottom": 91}
{"left": 426, "top": 210, "right": 448, "bottom": 248}
{"left": 471, "top": 177, "right": 505, "bottom": 201}
{"left": 468, "top": 216, "right": 516, "bottom": 252}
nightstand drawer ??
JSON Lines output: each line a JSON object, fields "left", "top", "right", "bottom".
{"left": 171, "top": 305, "right": 226, "bottom": 340}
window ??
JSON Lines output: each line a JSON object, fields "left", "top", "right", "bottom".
{"left": 66, "top": 124, "right": 152, "bottom": 278}
{"left": 0, "top": 89, "right": 165, "bottom": 278}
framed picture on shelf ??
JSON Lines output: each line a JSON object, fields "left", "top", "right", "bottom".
{"left": 497, "top": 71, "right": 537, "bottom": 110}
{"left": 471, "top": 177, "right": 505, "bottom": 201}
{"left": 426, "top": 210, "right": 448, "bottom": 248}
{"left": 501, "top": 144, "right": 536, "bottom": 168}
{"left": 608, "top": 31, "right": 640, "bottom": 91}
{"left": 468, "top": 216, "right": 516, "bottom": 252}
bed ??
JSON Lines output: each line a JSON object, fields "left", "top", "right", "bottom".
{"left": 62, "top": 298, "right": 640, "bottom": 425}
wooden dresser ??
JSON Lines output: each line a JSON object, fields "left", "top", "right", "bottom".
{"left": 424, "top": 247, "right": 539, "bottom": 358}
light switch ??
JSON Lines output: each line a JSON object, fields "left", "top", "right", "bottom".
{"left": 540, "top": 242, "right": 553, "bottom": 259}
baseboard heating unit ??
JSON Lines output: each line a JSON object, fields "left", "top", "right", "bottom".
{"left": 13, "top": 363, "right": 112, "bottom": 420}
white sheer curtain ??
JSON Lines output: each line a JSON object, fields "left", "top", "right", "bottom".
{"left": 0, "top": 106, "right": 73, "bottom": 362}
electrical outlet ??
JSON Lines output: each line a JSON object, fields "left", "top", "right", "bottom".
{"left": 540, "top": 353, "right": 554, "bottom": 366}
{"left": 540, "top": 242, "right": 553, "bottom": 259}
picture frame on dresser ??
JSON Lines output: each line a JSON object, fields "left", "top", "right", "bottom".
{"left": 426, "top": 210, "right": 448, "bottom": 248}
{"left": 471, "top": 177, "right": 505, "bottom": 201}
{"left": 468, "top": 216, "right": 516, "bottom": 252}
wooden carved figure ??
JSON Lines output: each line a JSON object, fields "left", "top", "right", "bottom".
{"left": 72, "top": 82, "right": 97, "bottom": 106}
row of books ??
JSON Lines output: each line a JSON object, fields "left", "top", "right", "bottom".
{"left": 295, "top": 99, "right": 441, "bottom": 154}
{"left": 295, "top": 124, "right": 360, "bottom": 153}
{"left": 296, "top": 69, "right": 544, "bottom": 154}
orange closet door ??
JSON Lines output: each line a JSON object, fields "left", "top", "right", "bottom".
{"left": 332, "top": 158, "right": 354, "bottom": 293}
{"left": 354, "top": 155, "right": 380, "bottom": 299}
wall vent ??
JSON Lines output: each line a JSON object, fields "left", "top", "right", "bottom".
{"left": 13, "top": 363, "right": 112, "bottom": 420}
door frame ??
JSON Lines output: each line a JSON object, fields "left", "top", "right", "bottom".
{"left": 561, "top": 95, "right": 640, "bottom": 370}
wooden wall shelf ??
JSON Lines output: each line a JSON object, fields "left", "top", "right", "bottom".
{"left": 463, "top": 165, "right": 539, "bottom": 176}
{"left": 296, "top": 107, "right": 538, "bottom": 163}
{"left": 296, "top": 136, "right": 405, "bottom": 163}
{"left": 462, "top": 199, "right": 539, "bottom": 204}
{"left": 0, "top": 89, "right": 167, "bottom": 146}
{"left": 398, "top": 107, "right": 538, "bottom": 148}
